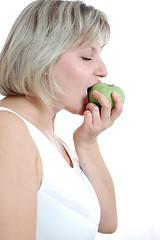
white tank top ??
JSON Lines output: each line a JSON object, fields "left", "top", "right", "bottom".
{"left": 0, "top": 107, "right": 100, "bottom": 240}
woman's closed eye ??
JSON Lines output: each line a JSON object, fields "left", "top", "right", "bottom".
{"left": 82, "top": 57, "right": 92, "bottom": 61}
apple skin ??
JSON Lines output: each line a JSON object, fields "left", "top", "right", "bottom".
{"left": 88, "top": 83, "right": 125, "bottom": 109}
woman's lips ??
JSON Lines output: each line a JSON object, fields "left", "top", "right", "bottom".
{"left": 90, "top": 79, "right": 101, "bottom": 89}
{"left": 86, "top": 80, "right": 102, "bottom": 105}
{"left": 87, "top": 80, "right": 101, "bottom": 94}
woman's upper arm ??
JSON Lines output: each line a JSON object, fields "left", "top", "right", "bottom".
{"left": 0, "top": 112, "right": 38, "bottom": 240}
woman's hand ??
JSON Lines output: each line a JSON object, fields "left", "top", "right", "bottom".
{"left": 73, "top": 90, "right": 123, "bottom": 149}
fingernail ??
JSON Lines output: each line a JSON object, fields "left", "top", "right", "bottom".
{"left": 93, "top": 90, "right": 99, "bottom": 95}
{"left": 113, "top": 91, "right": 118, "bottom": 97}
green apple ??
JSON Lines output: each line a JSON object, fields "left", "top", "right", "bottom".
{"left": 88, "top": 82, "right": 125, "bottom": 109}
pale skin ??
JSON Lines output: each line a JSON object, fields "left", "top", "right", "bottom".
{"left": 0, "top": 42, "right": 123, "bottom": 239}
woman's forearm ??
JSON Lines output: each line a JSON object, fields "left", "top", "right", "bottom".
{"left": 75, "top": 139, "right": 117, "bottom": 233}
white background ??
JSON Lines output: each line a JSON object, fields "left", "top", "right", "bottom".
{"left": 0, "top": 1, "right": 160, "bottom": 239}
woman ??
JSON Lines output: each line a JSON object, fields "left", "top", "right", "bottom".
{"left": 0, "top": 1, "right": 123, "bottom": 239}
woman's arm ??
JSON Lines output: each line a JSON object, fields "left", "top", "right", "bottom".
{"left": 73, "top": 90, "right": 123, "bottom": 233}
{"left": 0, "top": 112, "right": 38, "bottom": 240}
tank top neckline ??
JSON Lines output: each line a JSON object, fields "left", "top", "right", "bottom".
{"left": 0, "top": 106, "right": 77, "bottom": 170}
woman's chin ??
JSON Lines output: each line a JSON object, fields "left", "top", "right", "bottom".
{"left": 64, "top": 101, "right": 87, "bottom": 116}
{"left": 67, "top": 107, "right": 86, "bottom": 116}
{"left": 73, "top": 109, "right": 85, "bottom": 116}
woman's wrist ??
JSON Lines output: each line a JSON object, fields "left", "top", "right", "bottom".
{"left": 73, "top": 135, "right": 98, "bottom": 155}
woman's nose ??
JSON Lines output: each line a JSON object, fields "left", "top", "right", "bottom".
{"left": 94, "top": 59, "right": 107, "bottom": 78}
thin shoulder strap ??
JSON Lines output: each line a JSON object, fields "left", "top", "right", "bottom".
{"left": 0, "top": 107, "right": 27, "bottom": 123}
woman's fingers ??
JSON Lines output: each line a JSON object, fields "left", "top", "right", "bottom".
{"left": 85, "top": 90, "right": 123, "bottom": 135}
{"left": 92, "top": 90, "right": 111, "bottom": 123}
{"left": 111, "top": 91, "right": 123, "bottom": 121}
{"left": 90, "top": 90, "right": 123, "bottom": 122}
{"left": 83, "top": 110, "right": 92, "bottom": 127}
{"left": 86, "top": 102, "right": 100, "bottom": 126}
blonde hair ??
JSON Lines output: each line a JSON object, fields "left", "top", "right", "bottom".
{"left": 0, "top": 0, "right": 110, "bottom": 107}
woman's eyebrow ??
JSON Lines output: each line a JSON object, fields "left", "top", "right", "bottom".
{"left": 79, "top": 46, "right": 95, "bottom": 51}
{"left": 79, "top": 45, "right": 102, "bottom": 53}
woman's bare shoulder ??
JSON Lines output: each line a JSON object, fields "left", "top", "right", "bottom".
{"left": 0, "top": 109, "right": 40, "bottom": 168}
{"left": 0, "top": 109, "right": 26, "bottom": 128}
{"left": 0, "top": 110, "right": 38, "bottom": 162}
{"left": 0, "top": 108, "right": 38, "bottom": 164}
{"left": 0, "top": 110, "right": 32, "bottom": 143}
